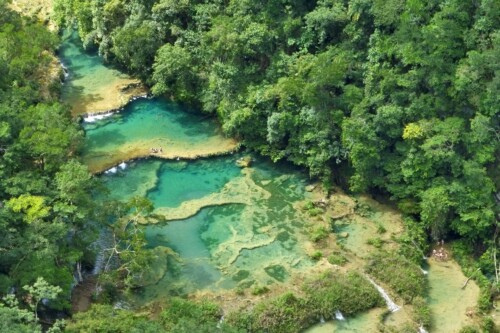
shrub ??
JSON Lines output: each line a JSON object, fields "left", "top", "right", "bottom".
{"left": 412, "top": 296, "right": 431, "bottom": 329}
{"left": 160, "top": 298, "right": 221, "bottom": 331}
{"left": 309, "top": 226, "right": 329, "bottom": 242}
{"left": 310, "top": 251, "right": 323, "bottom": 261}
{"left": 365, "top": 252, "right": 426, "bottom": 303}
{"left": 327, "top": 252, "right": 348, "bottom": 266}
{"left": 303, "top": 271, "right": 383, "bottom": 317}
{"left": 251, "top": 285, "right": 270, "bottom": 296}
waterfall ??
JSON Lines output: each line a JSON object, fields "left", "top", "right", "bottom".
{"left": 335, "top": 310, "right": 345, "bottom": 321}
{"left": 60, "top": 61, "right": 69, "bottom": 80}
{"left": 421, "top": 267, "right": 428, "bottom": 275}
{"left": 216, "top": 316, "right": 225, "bottom": 329}
{"left": 92, "top": 230, "right": 115, "bottom": 275}
{"left": 367, "top": 277, "right": 400, "bottom": 312}
{"left": 320, "top": 316, "right": 325, "bottom": 324}
{"left": 104, "top": 166, "right": 118, "bottom": 174}
{"left": 418, "top": 325, "right": 429, "bottom": 333}
{"left": 83, "top": 111, "right": 115, "bottom": 123}
{"left": 119, "top": 162, "right": 127, "bottom": 170}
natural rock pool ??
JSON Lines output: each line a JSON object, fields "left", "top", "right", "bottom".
{"left": 62, "top": 31, "right": 480, "bottom": 332}
{"left": 99, "top": 154, "right": 316, "bottom": 302}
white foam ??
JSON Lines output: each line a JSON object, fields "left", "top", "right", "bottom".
{"left": 367, "top": 276, "right": 400, "bottom": 312}
{"left": 104, "top": 167, "right": 117, "bottom": 174}
{"left": 83, "top": 112, "right": 115, "bottom": 123}
{"left": 418, "top": 325, "right": 429, "bottom": 333}
{"left": 119, "top": 162, "right": 127, "bottom": 170}
{"left": 334, "top": 310, "right": 345, "bottom": 321}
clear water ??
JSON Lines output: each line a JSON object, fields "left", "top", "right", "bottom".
{"left": 62, "top": 29, "right": 479, "bottom": 330}
{"left": 81, "top": 98, "right": 236, "bottom": 173}
{"left": 59, "top": 30, "right": 142, "bottom": 115}
{"left": 304, "top": 309, "right": 384, "bottom": 333}
{"left": 101, "top": 155, "right": 314, "bottom": 300}
{"left": 426, "top": 259, "right": 479, "bottom": 332}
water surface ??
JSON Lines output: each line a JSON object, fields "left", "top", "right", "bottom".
{"left": 81, "top": 98, "right": 238, "bottom": 173}
{"left": 59, "top": 30, "right": 144, "bottom": 115}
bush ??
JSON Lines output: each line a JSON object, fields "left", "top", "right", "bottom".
{"left": 251, "top": 286, "right": 270, "bottom": 296}
{"left": 310, "top": 251, "right": 323, "bottom": 261}
{"left": 365, "top": 252, "right": 426, "bottom": 303}
{"left": 459, "top": 325, "right": 479, "bottom": 333}
{"left": 412, "top": 296, "right": 431, "bottom": 329}
{"left": 160, "top": 298, "right": 221, "bottom": 331}
{"left": 309, "top": 226, "right": 329, "bottom": 242}
{"left": 327, "top": 252, "right": 348, "bottom": 266}
{"left": 367, "top": 237, "right": 384, "bottom": 248}
{"left": 303, "top": 271, "right": 383, "bottom": 317}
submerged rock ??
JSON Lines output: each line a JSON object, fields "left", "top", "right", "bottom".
{"left": 305, "top": 184, "right": 316, "bottom": 192}
{"left": 236, "top": 156, "right": 252, "bottom": 168}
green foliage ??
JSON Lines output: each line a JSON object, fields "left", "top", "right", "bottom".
{"left": 309, "top": 226, "right": 329, "bottom": 242}
{"left": 160, "top": 298, "right": 226, "bottom": 332}
{"left": 229, "top": 292, "right": 312, "bottom": 333}
{"left": 0, "top": 295, "right": 40, "bottom": 333}
{"left": 303, "top": 271, "right": 383, "bottom": 317}
{"left": 367, "top": 237, "right": 385, "bottom": 248}
{"left": 459, "top": 326, "right": 480, "bottom": 333}
{"left": 327, "top": 252, "right": 348, "bottom": 266}
{"left": 366, "top": 252, "right": 426, "bottom": 303}
{"left": 251, "top": 285, "right": 270, "bottom": 296}
{"left": 66, "top": 304, "right": 166, "bottom": 333}
{"left": 411, "top": 296, "right": 431, "bottom": 329}
{"left": 310, "top": 251, "right": 323, "bottom": 261}
{"left": 23, "top": 277, "right": 62, "bottom": 320}
{"left": 0, "top": 2, "right": 100, "bottom": 326}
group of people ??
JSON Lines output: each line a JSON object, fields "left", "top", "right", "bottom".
{"left": 432, "top": 240, "right": 448, "bottom": 261}
{"left": 150, "top": 147, "right": 163, "bottom": 153}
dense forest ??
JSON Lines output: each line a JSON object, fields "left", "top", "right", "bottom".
{"left": 0, "top": 0, "right": 91, "bottom": 330}
{"left": 55, "top": 0, "right": 498, "bottom": 243}
{"left": 0, "top": 0, "right": 499, "bottom": 331}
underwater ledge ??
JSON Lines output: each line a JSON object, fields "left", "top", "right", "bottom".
{"left": 86, "top": 141, "right": 241, "bottom": 175}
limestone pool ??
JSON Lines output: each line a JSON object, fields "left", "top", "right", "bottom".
{"left": 63, "top": 30, "right": 480, "bottom": 332}
{"left": 96, "top": 147, "right": 315, "bottom": 300}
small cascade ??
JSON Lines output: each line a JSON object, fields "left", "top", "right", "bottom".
{"left": 367, "top": 277, "right": 400, "bottom": 312}
{"left": 335, "top": 310, "right": 345, "bottom": 321}
{"left": 421, "top": 267, "right": 428, "bottom": 275}
{"left": 216, "top": 316, "right": 225, "bottom": 329}
{"left": 104, "top": 166, "right": 118, "bottom": 175}
{"left": 119, "top": 162, "right": 127, "bottom": 170}
{"left": 60, "top": 61, "right": 69, "bottom": 80}
{"left": 418, "top": 325, "right": 429, "bottom": 333}
{"left": 83, "top": 111, "right": 115, "bottom": 123}
{"left": 92, "top": 230, "right": 115, "bottom": 275}
{"left": 320, "top": 316, "right": 326, "bottom": 324}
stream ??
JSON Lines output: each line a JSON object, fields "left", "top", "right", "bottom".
{"left": 61, "top": 31, "right": 480, "bottom": 332}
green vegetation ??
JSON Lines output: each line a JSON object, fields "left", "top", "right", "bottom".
{"left": 0, "top": 2, "right": 163, "bottom": 330}
{"left": 327, "top": 252, "right": 348, "bottom": 266}
{"left": 0, "top": 1, "right": 95, "bottom": 329}
{"left": 54, "top": 0, "right": 499, "bottom": 252}
{"left": 303, "top": 271, "right": 383, "bottom": 317}
{"left": 366, "top": 252, "right": 426, "bottom": 303}
{"left": 228, "top": 271, "right": 382, "bottom": 332}
{"left": 1, "top": 0, "right": 499, "bottom": 330}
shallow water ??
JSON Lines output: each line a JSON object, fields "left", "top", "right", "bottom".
{"left": 59, "top": 30, "right": 144, "bottom": 115}
{"left": 426, "top": 258, "right": 478, "bottom": 332}
{"left": 63, "top": 29, "right": 479, "bottom": 330}
{"left": 304, "top": 309, "right": 383, "bottom": 332}
{"left": 101, "top": 155, "right": 315, "bottom": 300}
{"left": 81, "top": 98, "right": 237, "bottom": 173}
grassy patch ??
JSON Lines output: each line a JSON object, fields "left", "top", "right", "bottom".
{"left": 366, "top": 252, "right": 426, "bottom": 303}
